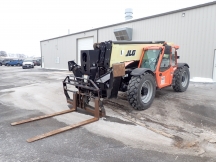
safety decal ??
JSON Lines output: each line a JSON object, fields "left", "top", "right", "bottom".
{"left": 161, "top": 76, "right": 165, "bottom": 84}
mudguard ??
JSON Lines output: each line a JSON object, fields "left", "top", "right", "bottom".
{"left": 177, "top": 63, "right": 189, "bottom": 68}
{"left": 131, "top": 68, "right": 154, "bottom": 76}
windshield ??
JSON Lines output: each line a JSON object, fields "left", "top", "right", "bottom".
{"left": 140, "top": 49, "right": 161, "bottom": 71}
{"left": 24, "top": 60, "right": 32, "bottom": 62}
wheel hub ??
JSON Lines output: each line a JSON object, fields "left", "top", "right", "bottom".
{"left": 181, "top": 71, "right": 188, "bottom": 87}
{"left": 141, "top": 87, "right": 148, "bottom": 96}
{"left": 182, "top": 76, "right": 185, "bottom": 82}
{"left": 140, "top": 80, "right": 153, "bottom": 104}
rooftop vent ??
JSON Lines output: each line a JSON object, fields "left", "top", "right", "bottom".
{"left": 125, "top": 8, "right": 133, "bottom": 21}
{"left": 113, "top": 27, "right": 133, "bottom": 41}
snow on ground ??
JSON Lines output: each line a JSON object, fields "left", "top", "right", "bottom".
{"left": 190, "top": 77, "right": 215, "bottom": 83}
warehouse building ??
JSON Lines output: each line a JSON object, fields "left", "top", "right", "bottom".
{"left": 40, "top": 1, "right": 216, "bottom": 81}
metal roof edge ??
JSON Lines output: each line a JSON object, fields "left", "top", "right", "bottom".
{"left": 40, "top": 1, "right": 216, "bottom": 42}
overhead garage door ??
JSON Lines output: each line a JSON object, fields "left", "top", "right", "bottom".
{"left": 77, "top": 37, "right": 94, "bottom": 65}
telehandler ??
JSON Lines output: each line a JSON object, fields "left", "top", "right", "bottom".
{"left": 11, "top": 40, "right": 190, "bottom": 142}
{"left": 64, "top": 40, "right": 190, "bottom": 110}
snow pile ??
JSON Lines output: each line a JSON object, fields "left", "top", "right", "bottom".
{"left": 190, "top": 77, "right": 215, "bottom": 83}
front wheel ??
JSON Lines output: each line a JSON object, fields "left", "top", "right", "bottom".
{"left": 172, "top": 66, "right": 190, "bottom": 92}
{"left": 127, "top": 72, "right": 156, "bottom": 110}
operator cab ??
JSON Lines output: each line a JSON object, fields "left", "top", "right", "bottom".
{"left": 139, "top": 44, "right": 179, "bottom": 89}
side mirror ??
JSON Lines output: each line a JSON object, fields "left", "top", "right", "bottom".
{"left": 177, "top": 56, "right": 180, "bottom": 59}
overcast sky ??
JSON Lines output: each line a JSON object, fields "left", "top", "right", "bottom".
{"left": 0, "top": 0, "right": 213, "bottom": 57}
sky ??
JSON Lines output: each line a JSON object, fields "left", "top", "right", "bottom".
{"left": 0, "top": 0, "right": 213, "bottom": 57}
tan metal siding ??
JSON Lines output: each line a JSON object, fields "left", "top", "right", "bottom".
{"left": 98, "top": 4, "right": 216, "bottom": 79}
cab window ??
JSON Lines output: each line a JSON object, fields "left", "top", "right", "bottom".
{"left": 141, "top": 49, "right": 161, "bottom": 71}
{"left": 171, "top": 48, "right": 176, "bottom": 66}
{"left": 160, "top": 53, "right": 170, "bottom": 72}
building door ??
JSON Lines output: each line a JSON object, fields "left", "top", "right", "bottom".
{"left": 213, "top": 50, "right": 216, "bottom": 81}
{"left": 77, "top": 37, "right": 94, "bottom": 65}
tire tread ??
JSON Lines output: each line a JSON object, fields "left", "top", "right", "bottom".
{"left": 127, "top": 72, "right": 155, "bottom": 110}
{"left": 173, "top": 66, "right": 190, "bottom": 92}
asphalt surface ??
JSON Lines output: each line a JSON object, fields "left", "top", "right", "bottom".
{"left": 0, "top": 66, "right": 216, "bottom": 162}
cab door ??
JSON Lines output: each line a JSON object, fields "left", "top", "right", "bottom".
{"left": 155, "top": 46, "right": 174, "bottom": 88}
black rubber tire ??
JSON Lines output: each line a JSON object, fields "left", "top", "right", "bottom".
{"left": 0, "top": 63, "right": 2, "bottom": 66}
{"left": 172, "top": 66, "right": 190, "bottom": 92}
{"left": 127, "top": 72, "right": 156, "bottom": 110}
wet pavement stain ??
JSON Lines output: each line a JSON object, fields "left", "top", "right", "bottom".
{"left": 178, "top": 103, "right": 216, "bottom": 130}
{"left": 189, "top": 104, "right": 216, "bottom": 120}
{"left": 103, "top": 116, "right": 135, "bottom": 125}
{"left": 173, "top": 135, "right": 184, "bottom": 148}
{"left": 0, "top": 85, "right": 17, "bottom": 90}
{"left": 173, "top": 135, "right": 199, "bottom": 149}
{"left": 0, "top": 91, "right": 15, "bottom": 95}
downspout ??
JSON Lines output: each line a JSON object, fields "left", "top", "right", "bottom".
{"left": 40, "top": 42, "right": 42, "bottom": 68}
{"left": 97, "top": 29, "right": 98, "bottom": 43}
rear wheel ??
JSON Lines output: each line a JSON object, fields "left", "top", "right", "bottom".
{"left": 127, "top": 72, "right": 156, "bottom": 110}
{"left": 172, "top": 66, "right": 190, "bottom": 92}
